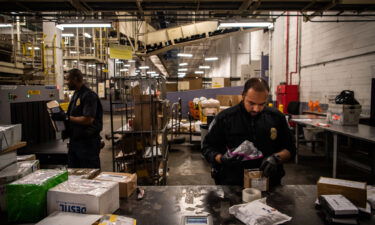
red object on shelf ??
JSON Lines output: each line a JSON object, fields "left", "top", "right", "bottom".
{"left": 276, "top": 84, "right": 299, "bottom": 114}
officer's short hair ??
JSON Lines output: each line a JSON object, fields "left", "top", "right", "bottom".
{"left": 67, "top": 68, "right": 83, "bottom": 82}
{"left": 242, "top": 78, "right": 269, "bottom": 95}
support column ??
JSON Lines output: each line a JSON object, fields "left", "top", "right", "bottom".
{"left": 43, "top": 22, "right": 63, "bottom": 99}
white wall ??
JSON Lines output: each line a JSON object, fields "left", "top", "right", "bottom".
{"left": 270, "top": 14, "right": 375, "bottom": 116}
{"left": 205, "top": 30, "right": 269, "bottom": 86}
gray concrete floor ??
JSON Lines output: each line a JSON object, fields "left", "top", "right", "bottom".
{"left": 100, "top": 113, "right": 372, "bottom": 185}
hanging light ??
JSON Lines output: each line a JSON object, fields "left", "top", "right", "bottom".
{"left": 204, "top": 57, "right": 218, "bottom": 61}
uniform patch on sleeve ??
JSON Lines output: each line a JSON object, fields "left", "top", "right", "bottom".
{"left": 270, "top": 127, "right": 277, "bottom": 140}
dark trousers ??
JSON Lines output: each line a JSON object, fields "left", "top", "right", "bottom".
{"left": 68, "top": 137, "right": 101, "bottom": 169}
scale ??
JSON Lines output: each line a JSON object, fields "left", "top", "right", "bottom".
{"left": 181, "top": 215, "right": 213, "bottom": 225}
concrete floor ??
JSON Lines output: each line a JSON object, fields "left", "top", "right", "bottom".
{"left": 99, "top": 113, "right": 372, "bottom": 185}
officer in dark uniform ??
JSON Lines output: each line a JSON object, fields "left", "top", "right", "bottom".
{"left": 57, "top": 68, "right": 103, "bottom": 168}
{"left": 202, "top": 78, "right": 295, "bottom": 186}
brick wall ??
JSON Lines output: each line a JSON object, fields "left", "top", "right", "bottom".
{"left": 270, "top": 14, "right": 375, "bottom": 116}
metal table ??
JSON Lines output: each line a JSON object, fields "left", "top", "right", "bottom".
{"left": 291, "top": 116, "right": 375, "bottom": 178}
{"left": 116, "top": 185, "right": 374, "bottom": 225}
{"left": 22, "top": 139, "right": 68, "bottom": 166}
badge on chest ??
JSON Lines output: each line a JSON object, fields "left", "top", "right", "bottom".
{"left": 270, "top": 127, "right": 277, "bottom": 140}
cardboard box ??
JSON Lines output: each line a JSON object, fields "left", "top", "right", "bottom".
{"left": 133, "top": 95, "right": 162, "bottom": 131}
{"left": 17, "top": 154, "right": 36, "bottom": 162}
{"left": 0, "top": 149, "right": 17, "bottom": 171}
{"left": 212, "top": 77, "right": 230, "bottom": 88}
{"left": 0, "top": 124, "right": 22, "bottom": 151}
{"left": 189, "top": 78, "right": 202, "bottom": 90}
{"left": 6, "top": 170, "right": 68, "bottom": 222}
{"left": 327, "top": 104, "right": 362, "bottom": 126}
{"left": 216, "top": 95, "right": 242, "bottom": 107}
{"left": 317, "top": 177, "right": 367, "bottom": 208}
{"left": 47, "top": 179, "right": 119, "bottom": 215}
{"left": 35, "top": 211, "right": 102, "bottom": 225}
{"left": 68, "top": 168, "right": 100, "bottom": 179}
{"left": 166, "top": 83, "right": 178, "bottom": 92}
{"left": 0, "top": 160, "right": 39, "bottom": 212}
{"left": 94, "top": 172, "right": 137, "bottom": 198}
{"left": 244, "top": 169, "right": 269, "bottom": 191}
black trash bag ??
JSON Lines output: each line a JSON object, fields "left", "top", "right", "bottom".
{"left": 335, "top": 90, "right": 359, "bottom": 105}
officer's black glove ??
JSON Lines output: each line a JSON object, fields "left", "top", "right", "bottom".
{"left": 260, "top": 154, "right": 282, "bottom": 177}
{"left": 51, "top": 111, "right": 67, "bottom": 121}
{"left": 220, "top": 151, "right": 244, "bottom": 166}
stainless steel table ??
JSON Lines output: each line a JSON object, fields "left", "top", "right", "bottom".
{"left": 116, "top": 185, "right": 374, "bottom": 225}
{"left": 291, "top": 116, "right": 375, "bottom": 178}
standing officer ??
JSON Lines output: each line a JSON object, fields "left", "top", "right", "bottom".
{"left": 54, "top": 68, "right": 103, "bottom": 168}
{"left": 202, "top": 78, "right": 295, "bottom": 186}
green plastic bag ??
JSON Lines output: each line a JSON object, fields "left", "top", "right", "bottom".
{"left": 6, "top": 169, "right": 68, "bottom": 222}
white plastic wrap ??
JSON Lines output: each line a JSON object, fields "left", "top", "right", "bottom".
{"left": 229, "top": 199, "right": 292, "bottom": 225}
{"left": 50, "top": 178, "right": 118, "bottom": 197}
{"left": 12, "top": 169, "right": 65, "bottom": 185}
{"left": 228, "top": 140, "right": 264, "bottom": 161}
{"left": 95, "top": 173, "right": 132, "bottom": 183}
{"left": 0, "top": 160, "right": 39, "bottom": 184}
{"left": 201, "top": 98, "right": 220, "bottom": 108}
{"left": 97, "top": 214, "right": 136, "bottom": 225}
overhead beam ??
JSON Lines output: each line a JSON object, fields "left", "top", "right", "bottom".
{"left": 68, "top": 0, "right": 91, "bottom": 14}
{"left": 304, "top": 0, "right": 339, "bottom": 21}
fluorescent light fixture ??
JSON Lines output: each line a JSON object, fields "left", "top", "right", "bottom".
{"left": 139, "top": 66, "right": 149, "bottom": 69}
{"left": 70, "top": 51, "right": 78, "bottom": 54}
{"left": 199, "top": 66, "right": 210, "bottom": 69}
{"left": 27, "top": 47, "right": 40, "bottom": 50}
{"left": 178, "top": 75, "right": 186, "bottom": 78}
{"left": 179, "top": 63, "right": 188, "bottom": 66}
{"left": 88, "top": 64, "right": 96, "bottom": 67}
{"left": 204, "top": 57, "right": 218, "bottom": 61}
{"left": 120, "top": 68, "right": 129, "bottom": 72}
{"left": 91, "top": 47, "right": 95, "bottom": 50}
{"left": 146, "top": 71, "right": 156, "bottom": 74}
{"left": 84, "top": 33, "right": 92, "bottom": 38}
{"left": 0, "top": 24, "right": 12, "bottom": 28}
{"left": 128, "top": 60, "right": 136, "bottom": 62}
{"left": 219, "top": 22, "right": 273, "bottom": 29}
{"left": 195, "top": 71, "right": 204, "bottom": 74}
{"left": 151, "top": 73, "right": 159, "bottom": 77}
{"left": 178, "top": 73, "right": 186, "bottom": 76}
{"left": 177, "top": 53, "right": 193, "bottom": 58}
{"left": 115, "top": 61, "right": 123, "bottom": 64}
{"left": 124, "top": 64, "right": 131, "bottom": 67}
{"left": 178, "top": 68, "right": 188, "bottom": 72}
{"left": 135, "top": 70, "right": 140, "bottom": 73}
{"left": 56, "top": 23, "right": 111, "bottom": 30}
{"left": 62, "top": 33, "right": 74, "bottom": 37}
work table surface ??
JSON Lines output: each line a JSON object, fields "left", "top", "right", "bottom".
{"left": 116, "top": 185, "right": 375, "bottom": 225}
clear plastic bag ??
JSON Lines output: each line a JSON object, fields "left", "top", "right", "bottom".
{"left": 229, "top": 199, "right": 292, "bottom": 225}
{"left": 228, "top": 140, "right": 263, "bottom": 161}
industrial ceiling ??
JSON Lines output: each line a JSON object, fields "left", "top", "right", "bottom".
{"left": 1, "top": 0, "right": 375, "bottom": 79}
{"left": 1, "top": 0, "right": 375, "bottom": 13}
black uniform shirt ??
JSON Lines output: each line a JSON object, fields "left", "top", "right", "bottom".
{"left": 202, "top": 102, "right": 296, "bottom": 185}
{"left": 67, "top": 85, "right": 103, "bottom": 140}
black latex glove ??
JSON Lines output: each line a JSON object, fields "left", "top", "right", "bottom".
{"left": 260, "top": 154, "right": 281, "bottom": 177}
{"left": 220, "top": 151, "right": 244, "bottom": 166}
{"left": 51, "top": 111, "right": 67, "bottom": 121}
